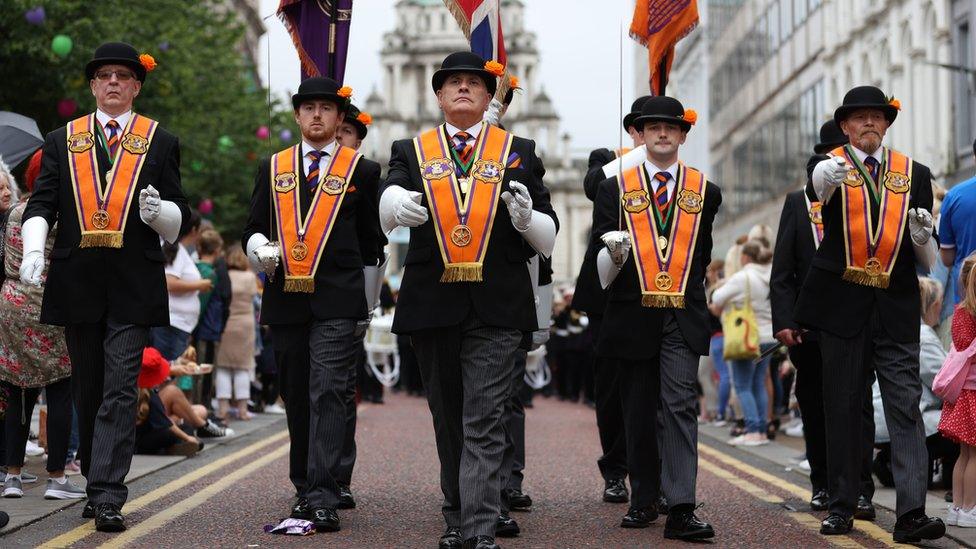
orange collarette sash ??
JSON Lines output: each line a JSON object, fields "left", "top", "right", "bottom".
{"left": 66, "top": 113, "right": 158, "bottom": 248}
{"left": 270, "top": 144, "right": 362, "bottom": 293}
{"left": 830, "top": 145, "right": 912, "bottom": 289}
{"left": 413, "top": 123, "right": 514, "bottom": 283}
{"left": 804, "top": 192, "right": 823, "bottom": 248}
{"left": 620, "top": 163, "right": 707, "bottom": 308}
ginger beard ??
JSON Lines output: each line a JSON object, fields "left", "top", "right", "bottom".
{"left": 294, "top": 100, "right": 343, "bottom": 146}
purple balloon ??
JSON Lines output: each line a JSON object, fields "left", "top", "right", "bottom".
{"left": 158, "top": 41, "right": 170, "bottom": 52}
{"left": 279, "top": 129, "right": 292, "bottom": 142}
{"left": 25, "top": 6, "right": 45, "bottom": 25}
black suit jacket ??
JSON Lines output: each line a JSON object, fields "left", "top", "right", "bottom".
{"left": 770, "top": 186, "right": 820, "bottom": 337}
{"left": 570, "top": 148, "right": 617, "bottom": 316}
{"left": 382, "top": 132, "right": 558, "bottom": 334}
{"left": 242, "top": 154, "right": 384, "bottom": 325}
{"left": 591, "top": 173, "right": 722, "bottom": 358}
{"left": 24, "top": 121, "right": 189, "bottom": 327}
{"left": 794, "top": 155, "right": 933, "bottom": 342}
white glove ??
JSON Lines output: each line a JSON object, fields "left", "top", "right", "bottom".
{"left": 908, "top": 207, "right": 934, "bottom": 245}
{"left": 501, "top": 181, "right": 533, "bottom": 232}
{"left": 19, "top": 216, "right": 49, "bottom": 287}
{"left": 601, "top": 231, "right": 632, "bottom": 267}
{"left": 245, "top": 233, "right": 280, "bottom": 276}
{"left": 482, "top": 98, "right": 503, "bottom": 126}
{"left": 821, "top": 156, "right": 850, "bottom": 188}
{"left": 139, "top": 185, "right": 161, "bottom": 223}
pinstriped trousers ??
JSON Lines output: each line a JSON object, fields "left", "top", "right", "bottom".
{"left": 412, "top": 313, "right": 523, "bottom": 539}
{"left": 64, "top": 320, "right": 149, "bottom": 506}
{"left": 820, "top": 310, "right": 927, "bottom": 518}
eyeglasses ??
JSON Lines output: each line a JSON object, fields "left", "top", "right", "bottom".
{"left": 94, "top": 70, "right": 136, "bottom": 82}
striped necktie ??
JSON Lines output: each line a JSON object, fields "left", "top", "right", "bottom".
{"left": 453, "top": 131, "right": 473, "bottom": 165}
{"left": 864, "top": 156, "right": 880, "bottom": 184}
{"left": 105, "top": 120, "right": 120, "bottom": 160}
{"left": 306, "top": 150, "right": 323, "bottom": 191}
{"left": 654, "top": 171, "right": 672, "bottom": 216}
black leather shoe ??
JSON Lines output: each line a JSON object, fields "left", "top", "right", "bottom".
{"left": 854, "top": 495, "right": 876, "bottom": 521}
{"left": 820, "top": 513, "right": 853, "bottom": 535}
{"left": 893, "top": 513, "right": 945, "bottom": 543}
{"left": 311, "top": 507, "right": 340, "bottom": 532}
{"left": 603, "top": 478, "right": 629, "bottom": 503}
{"left": 462, "top": 535, "right": 499, "bottom": 549}
{"left": 337, "top": 484, "right": 356, "bottom": 510}
{"left": 82, "top": 500, "right": 96, "bottom": 519}
{"left": 290, "top": 497, "right": 312, "bottom": 520}
{"left": 439, "top": 527, "right": 463, "bottom": 549}
{"left": 502, "top": 487, "right": 532, "bottom": 511}
{"left": 621, "top": 506, "right": 658, "bottom": 528}
{"left": 496, "top": 511, "right": 520, "bottom": 537}
{"left": 809, "top": 489, "right": 829, "bottom": 511}
{"left": 94, "top": 502, "right": 126, "bottom": 533}
{"left": 664, "top": 509, "right": 714, "bottom": 540}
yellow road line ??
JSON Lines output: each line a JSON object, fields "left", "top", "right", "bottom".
{"left": 98, "top": 444, "right": 290, "bottom": 548}
{"left": 699, "top": 459, "right": 867, "bottom": 548}
{"left": 38, "top": 429, "right": 289, "bottom": 549}
{"left": 699, "top": 443, "right": 916, "bottom": 548}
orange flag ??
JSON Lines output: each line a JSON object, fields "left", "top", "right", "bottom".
{"left": 630, "top": 0, "right": 699, "bottom": 95}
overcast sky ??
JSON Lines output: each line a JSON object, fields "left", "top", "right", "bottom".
{"left": 258, "top": 0, "right": 638, "bottom": 152}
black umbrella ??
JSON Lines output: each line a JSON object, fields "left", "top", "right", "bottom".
{"left": 0, "top": 112, "right": 44, "bottom": 168}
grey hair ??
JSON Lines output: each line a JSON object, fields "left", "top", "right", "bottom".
{"left": 0, "top": 156, "right": 19, "bottom": 202}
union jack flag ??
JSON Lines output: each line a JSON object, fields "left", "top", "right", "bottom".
{"left": 443, "top": 0, "right": 508, "bottom": 96}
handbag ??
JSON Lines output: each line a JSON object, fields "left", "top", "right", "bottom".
{"left": 932, "top": 335, "right": 976, "bottom": 403}
{"left": 721, "top": 272, "right": 760, "bottom": 360}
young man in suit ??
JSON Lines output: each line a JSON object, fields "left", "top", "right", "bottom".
{"left": 379, "top": 51, "right": 557, "bottom": 549}
{"left": 592, "top": 96, "right": 718, "bottom": 541}
{"left": 798, "top": 85, "right": 944, "bottom": 543}
{"left": 242, "top": 77, "right": 384, "bottom": 533}
{"left": 21, "top": 42, "right": 190, "bottom": 532}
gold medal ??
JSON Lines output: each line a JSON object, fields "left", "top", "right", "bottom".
{"left": 864, "top": 257, "right": 882, "bottom": 277}
{"left": 657, "top": 236, "right": 668, "bottom": 250}
{"left": 290, "top": 241, "right": 309, "bottom": 261}
{"left": 451, "top": 224, "right": 472, "bottom": 247}
{"left": 91, "top": 209, "right": 111, "bottom": 230}
{"left": 654, "top": 271, "right": 673, "bottom": 291}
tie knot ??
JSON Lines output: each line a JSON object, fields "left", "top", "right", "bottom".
{"left": 307, "top": 150, "right": 323, "bottom": 161}
{"left": 864, "top": 156, "right": 879, "bottom": 167}
{"left": 106, "top": 120, "right": 119, "bottom": 131}
{"left": 454, "top": 131, "right": 471, "bottom": 143}
{"left": 654, "top": 171, "right": 671, "bottom": 183}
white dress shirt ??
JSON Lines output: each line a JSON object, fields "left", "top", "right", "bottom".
{"left": 643, "top": 160, "right": 678, "bottom": 202}
{"left": 95, "top": 109, "right": 132, "bottom": 133}
{"left": 301, "top": 139, "right": 337, "bottom": 177}
{"left": 445, "top": 121, "right": 484, "bottom": 147}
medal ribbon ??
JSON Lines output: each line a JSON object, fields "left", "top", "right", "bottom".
{"left": 414, "top": 123, "right": 513, "bottom": 283}
{"left": 271, "top": 144, "right": 361, "bottom": 293}
{"left": 832, "top": 145, "right": 912, "bottom": 289}
{"left": 620, "top": 163, "right": 706, "bottom": 309}
{"left": 66, "top": 113, "right": 157, "bottom": 248}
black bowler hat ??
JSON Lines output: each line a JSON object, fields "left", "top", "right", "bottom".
{"left": 622, "top": 95, "right": 652, "bottom": 131}
{"left": 86, "top": 42, "right": 147, "bottom": 82}
{"left": 813, "top": 119, "right": 849, "bottom": 154}
{"left": 834, "top": 85, "right": 899, "bottom": 125}
{"left": 292, "top": 77, "right": 352, "bottom": 110}
{"left": 344, "top": 104, "right": 370, "bottom": 139}
{"left": 431, "top": 51, "right": 498, "bottom": 97}
{"left": 632, "top": 96, "right": 694, "bottom": 132}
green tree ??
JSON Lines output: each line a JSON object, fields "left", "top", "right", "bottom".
{"left": 0, "top": 0, "right": 296, "bottom": 237}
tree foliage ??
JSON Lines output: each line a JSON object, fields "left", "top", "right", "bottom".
{"left": 0, "top": 0, "right": 297, "bottom": 237}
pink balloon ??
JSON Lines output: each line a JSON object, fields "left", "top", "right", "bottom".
{"left": 255, "top": 126, "right": 270, "bottom": 140}
{"left": 57, "top": 98, "right": 77, "bottom": 118}
{"left": 198, "top": 198, "right": 213, "bottom": 215}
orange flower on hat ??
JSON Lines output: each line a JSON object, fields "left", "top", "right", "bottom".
{"left": 509, "top": 75, "right": 520, "bottom": 89}
{"left": 484, "top": 60, "right": 505, "bottom": 77}
{"left": 888, "top": 97, "right": 902, "bottom": 110}
{"left": 338, "top": 86, "right": 353, "bottom": 99}
{"left": 356, "top": 112, "right": 372, "bottom": 126}
{"left": 139, "top": 54, "right": 157, "bottom": 72}
{"left": 682, "top": 109, "right": 698, "bottom": 125}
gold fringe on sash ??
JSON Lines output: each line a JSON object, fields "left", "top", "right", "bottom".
{"left": 79, "top": 232, "right": 123, "bottom": 248}
{"left": 641, "top": 294, "right": 686, "bottom": 309}
{"left": 842, "top": 268, "right": 890, "bottom": 289}
{"left": 440, "top": 263, "right": 483, "bottom": 283}
{"left": 284, "top": 276, "right": 315, "bottom": 293}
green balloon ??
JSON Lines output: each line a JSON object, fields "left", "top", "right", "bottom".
{"left": 191, "top": 160, "right": 204, "bottom": 173}
{"left": 51, "top": 34, "right": 72, "bottom": 57}
{"left": 218, "top": 135, "right": 234, "bottom": 150}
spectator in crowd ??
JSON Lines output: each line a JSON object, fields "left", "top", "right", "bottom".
{"left": 0, "top": 149, "right": 84, "bottom": 500}
{"left": 214, "top": 245, "right": 257, "bottom": 421}
{"left": 140, "top": 347, "right": 232, "bottom": 438}
{"left": 705, "top": 259, "right": 730, "bottom": 425}
{"left": 193, "top": 228, "right": 225, "bottom": 405}
{"left": 0, "top": 157, "right": 18, "bottom": 217}
{"left": 152, "top": 210, "right": 210, "bottom": 362}
{"left": 135, "top": 348, "right": 203, "bottom": 456}
{"left": 939, "top": 139, "right": 976, "bottom": 318}
{"left": 710, "top": 240, "right": 776, "bottom": 446}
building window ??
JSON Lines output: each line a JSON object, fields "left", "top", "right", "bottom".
{"left": 955, "top": 20, "right": 974, "bottom": 158}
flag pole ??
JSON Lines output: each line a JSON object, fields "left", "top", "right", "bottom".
{"left": 617, "top": 17, "right": 625, "bottom": 232}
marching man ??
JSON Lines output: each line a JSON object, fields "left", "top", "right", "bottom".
{"left": 242, "top": 77, "right": 385, "bottom": 533}
{"left": 379, "top": 51, "right": 557, "bottom": 549}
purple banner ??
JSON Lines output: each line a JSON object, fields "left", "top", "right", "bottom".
{"left": 277, "top": 0, "right": 353, "bottom": 82}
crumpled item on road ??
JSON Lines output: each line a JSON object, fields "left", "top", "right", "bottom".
{"left": 264, "top": 518, "right": 315, "bottom": 535}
